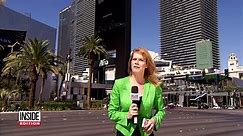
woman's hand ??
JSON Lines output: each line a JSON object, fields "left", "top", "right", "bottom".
{"left": 127, "top": 103, "right": 138, "bottom": 119}
{"left": 143, "top": 118, "right": 156, "bottom": 134}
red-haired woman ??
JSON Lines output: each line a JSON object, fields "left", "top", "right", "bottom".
{"left": 108, "top": 47, "right": 166, "bottom": 136}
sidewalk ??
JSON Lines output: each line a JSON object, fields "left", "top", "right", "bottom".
{"left": 172, "top": 107, "right": 243, "bottom": 116}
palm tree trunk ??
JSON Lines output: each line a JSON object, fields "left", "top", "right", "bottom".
{"left": 3, "top": 97, "right": 8, "bottom": 112}
{"left": 58, "top": 75, "right": 65, "bottom": 98}
{"left": 7, "top": 70, "right": 11, "bottom": 87}
{"left": 87, "top": 65, "right": 93, "bottom": 109}
{"left": 38, "top": 76, "right": 45, "bottom": 104}
{"left": 29, "top": 66, "right": 38, "bottom": 109}
{"left": 54, "top": 75, "right": 58, "bottom": 98}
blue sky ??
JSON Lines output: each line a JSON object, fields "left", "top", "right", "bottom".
{"left": 4, "top": 0, "right": 243, "bottom": 70}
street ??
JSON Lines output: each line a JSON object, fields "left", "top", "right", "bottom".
{"left": 1, "top": 108, "right": 243, "bottom": 136}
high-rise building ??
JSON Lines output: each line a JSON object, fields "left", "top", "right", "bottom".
{"left": 0, "top": 6, "right": 57, "bottom": 100}
{"left": 0, "top": 6, "right": 56, "bottom": 50}
{"left": 72, "top": 0, "right": 96, "bottom": 75}
{"left": 58, "top": 0, "right": 131, "bottom": 79}
{"left": 58, "top": 1, "right": 95, "bottom": 76}
{"left": 160, "top": 0, "right": 220, "bottom": 69}
{"left": 196, "top": 39, "right": 213, "bottom": 69}
{"left": 58, "top": 6, "right": 73, "bottom": 65}
{"left": 95, "top": 0, "right": 131, "bottom": 80}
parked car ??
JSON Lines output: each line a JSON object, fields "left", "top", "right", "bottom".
{"left": 176, "top": 104, "right": 183, "bottom": 107}
{"left": 212, "top": 106, "right": 221, "bottom": 109}
{"left": 166, "top": 103, "right": 176, "bottom": 109}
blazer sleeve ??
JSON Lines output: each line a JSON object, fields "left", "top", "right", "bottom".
{"left": 108, "top": 80, "right": 129, "bottom": 126}
{"left": 152, "top": 86, "right": 166, "bottom": 130}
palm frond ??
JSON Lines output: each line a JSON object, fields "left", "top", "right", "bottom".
{"left": 0, "top": 44, "right": 4, "bottom": 51}
{"left": 77, "top": 35, "right": 107, "bottom": 61}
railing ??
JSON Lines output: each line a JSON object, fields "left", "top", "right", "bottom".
{"left": 190, "top": 93, "right": 207, "bottom": 101}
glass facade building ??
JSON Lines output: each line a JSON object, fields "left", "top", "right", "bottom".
{"left": 196, "top": 39, "right": 213, "bottom": 69}
{"left": 160, "top": 0, "right": 220, "bottom": 69}
{"left": 0, "top": 6, "right": 56, "bottom": 50}
{"left": 58, "top": 0, "right": 131, "bottom": 79}
{"left": 0, "top": 6, "right": 57, "bottom": 100}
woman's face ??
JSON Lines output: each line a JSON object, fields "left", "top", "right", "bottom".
{"left": 131, "top": 52, "right": 147, "bottom": 75}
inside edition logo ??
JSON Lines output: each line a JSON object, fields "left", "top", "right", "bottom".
{"left": 18, "top": 111, "right": 41, "bottom": 126}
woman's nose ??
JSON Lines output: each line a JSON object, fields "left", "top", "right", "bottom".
{"left": 135, "top": 60, "right": 139, "bottom": 64}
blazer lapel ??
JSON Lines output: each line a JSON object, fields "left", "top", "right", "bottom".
{"left": 124, "top": 76, "right": 132, "bottom": 103}
{"left": 142, "top": 81, "right": 150, "bottom": 102}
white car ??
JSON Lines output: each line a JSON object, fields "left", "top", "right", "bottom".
{"left": 212, "top": 106, "right": 221, "bottom": 109}
{"left": 227, "top": 106, "right": 235, "bottom": 110}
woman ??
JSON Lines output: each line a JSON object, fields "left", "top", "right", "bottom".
{"left": 108, "top": 47, "right": 165, "bottom": 136}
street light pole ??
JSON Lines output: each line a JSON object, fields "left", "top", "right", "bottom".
{"left": 7, "top": 41, "right": 20, "bottom": 86}
{"left": 64, "top": 49, "right": 72, "bottom": 99}
{"left": 8, "top": 41, "right": 19, "bottom": 53}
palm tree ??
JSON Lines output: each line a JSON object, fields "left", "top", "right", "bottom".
{"left": 77, "top": 35, "right": 107, "bottom": 109}
{"left": 0, "top": 88, "right": 19, "bottom": 111}
{"left": 2, "top": 38, "right": 53, "bottom": 108}
{"left": 38, "top": 52, "right": 60, "bottom": 104}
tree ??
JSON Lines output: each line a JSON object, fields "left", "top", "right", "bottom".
{"left": 38, "top": 52, "right": 60, "bottom": 104}
{"left": 223, "top": 79, "right": 237, "bottom": 92}
{"left": 2, "top": 38, "right": 53, "bottom": 108}
{"left": 0, "top": 88, "right": 19, "bottom": 111}
{"left": 77, "top": 35, "right": 107, "bottom": 109}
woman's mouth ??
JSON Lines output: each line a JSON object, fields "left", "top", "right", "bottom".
{"left": 133, "top": 66, "right": 140, "bottom": 69}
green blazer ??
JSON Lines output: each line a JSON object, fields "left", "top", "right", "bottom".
{"left": 108, "top": 76, "right": 165, "bottom": 136}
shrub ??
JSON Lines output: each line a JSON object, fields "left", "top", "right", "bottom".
{"left": 90, "top": 100, "right": 103, "bottom": 109}
{"left": 41, "top": 101, "right": 76, "bottom": 111}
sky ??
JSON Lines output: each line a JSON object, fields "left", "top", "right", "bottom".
{"left": 4, "top": 0, "right": 243, "bottom": 71}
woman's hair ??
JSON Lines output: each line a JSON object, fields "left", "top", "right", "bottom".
{"left": 128, "top": 47, "right": 159, "bottom": 86}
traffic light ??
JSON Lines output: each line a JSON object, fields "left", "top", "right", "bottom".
{"left": 224, "top": 69, "right": 229, "bottom": 78}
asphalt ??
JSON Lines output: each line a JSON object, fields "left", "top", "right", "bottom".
{"left": 0, "top": 108, "right": 243, "bottom": 136}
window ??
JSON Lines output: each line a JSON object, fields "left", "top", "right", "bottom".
{"left": 98, "top": 0, "right": 104, "bottom": 4}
